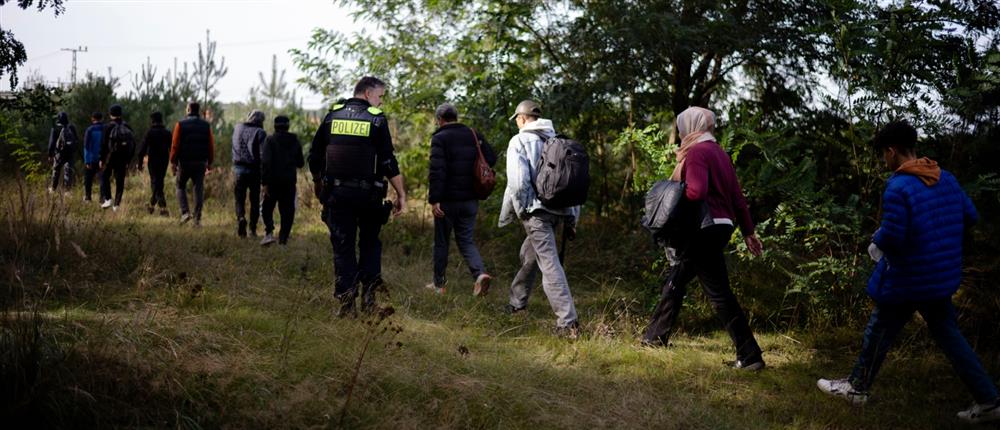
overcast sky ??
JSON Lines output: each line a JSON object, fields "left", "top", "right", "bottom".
{"left": 5, "top": 0, "right": 366, "bottom": 109}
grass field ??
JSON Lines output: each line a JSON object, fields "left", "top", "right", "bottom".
{"left": 2, "top": 171, "right": 999, "bottom": 429}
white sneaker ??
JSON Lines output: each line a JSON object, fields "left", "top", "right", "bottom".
{"left": 100, "top": 199, "right": 113, "bottom": 209}
{"left": 958, "top": 400, "right": 1000, "bottom": 424}
{"left": 259, "top": 234, "right": 277, "bottom": 246}
{"left": 112, "top": 205, "right": 119, "bottom": 212}
{"left": 424, "top": 282, "right": 445, "bottom": 295}
{"left": 473, "top": 273, "right": 492, "bottom": 296}
{"left": 817, "top": 378, "right": 869, "bottom": 405}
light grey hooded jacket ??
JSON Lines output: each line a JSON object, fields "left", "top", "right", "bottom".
{"left": 498, "top": 118, "right": 581, "bottom": 227}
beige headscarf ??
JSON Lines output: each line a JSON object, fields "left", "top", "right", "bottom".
{"left": 670, "top": 106, "right": 716, "bottom": 181}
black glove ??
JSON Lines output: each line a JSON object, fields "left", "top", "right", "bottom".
{"left": 565, "top": 224, "right": 577, "bottom": 241}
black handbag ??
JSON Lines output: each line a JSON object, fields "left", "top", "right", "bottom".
{"left": 641, "top": 180, "right": 711, "bottom": 248}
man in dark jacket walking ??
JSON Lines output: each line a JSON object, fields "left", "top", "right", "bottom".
{"left": 232, "top": 110, "right": 266, "bottom": 237}
{"left": 82, "top": 112, "right": 104, "bottom": 202}
{"left": 100, "top": 104, "right": 135, "bottom": 211}
{"left": 260, "top": 115, "right": 304, "bottom": 246}
{"left": 47, "top": 111, "right": 78, "bottom": 193}
{"left": 170, "top": 102, "right": 215, "bottom": 227}
{"left": 424, "top": 103, "right": 496, "bottom": 295}
{"left": 817, "top": 121, "right": 1000, "bottom": 424}
{"left": 137, "top": 111, "right": 172, "bottom": 216}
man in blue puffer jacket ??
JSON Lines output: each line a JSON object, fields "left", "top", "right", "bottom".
{"left": 817, "top": 121, "right": 999, "bottom": 424}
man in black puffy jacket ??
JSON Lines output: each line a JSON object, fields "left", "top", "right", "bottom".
{"left": 425, "top": 103, "right": 497, "bottom": 296}
{"left": 259, "top": 115, "right": 304, "bottom": 246}
{"left": 232, "top": 110, "right": 266, "bottom": 237}
{"left": 170, "top": 102, "right": 215, "bottom": 226}
{"left": 137, "top": 111, "right": 172, "bottom": 216}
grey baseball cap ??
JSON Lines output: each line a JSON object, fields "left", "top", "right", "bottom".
{"left": 509, "top": 99, "right": 542, "bottom": 121}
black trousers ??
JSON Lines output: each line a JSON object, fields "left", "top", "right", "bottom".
{"left": 262, "top": 182, "right": 296, "bottom": 243}
{"left": 176, "top": 161, "right": 206, "bottom": 220}
{"left": 83, "top": 163, "right": 100, "bottom": 200}
{"left": 148, "top": 164, "right": 167, "bottom": 208}
{"left": 323, "top": 186, "right": 385, "bottom": 304}
{"left": 643, "top": 224, "right": 763, "bottom": 363}
{"left": 100, "top": 156, "right": 128, "bottom": 205}
{"left": 50, "top": 153, "right": 74, "bottom": 190}
{"left": 234, "top": 169, "right": 260, "bottom": 230}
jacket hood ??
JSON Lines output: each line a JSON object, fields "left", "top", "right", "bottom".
{"left": 518, "top": 118, "right": 555, "bottom": 136}
{"left": 57, "top": 112, "right": 69, "bottom": 125}
{"left": 896, "top": 157, "right": 941, "bottom": 186}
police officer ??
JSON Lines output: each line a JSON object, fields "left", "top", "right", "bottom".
{"left": 310, "top": 76, "right": 407, "bottom": 317}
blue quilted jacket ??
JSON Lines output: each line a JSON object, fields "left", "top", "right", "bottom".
{"left": 867, "top": 169, "right": 978, "bottom": 303}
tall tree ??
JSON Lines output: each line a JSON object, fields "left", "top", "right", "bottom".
{"left": 193, "top": 29, "right": 228, "bottom": 107}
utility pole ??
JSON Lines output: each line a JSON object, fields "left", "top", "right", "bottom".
{"left": 61, "top": 46, "right": 88, "bottom": 85}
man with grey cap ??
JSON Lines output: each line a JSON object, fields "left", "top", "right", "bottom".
{"left": 425, "top": 103, "right": 497, "bottom": 295}
{"left": 499, "top": 99, "right": 582, "bottom": 339}
{"left": 232, "top": 110, "right": 267, "bottom": 237}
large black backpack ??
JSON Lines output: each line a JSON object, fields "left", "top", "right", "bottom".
{"left": 534, "top": 134, "right": 590, "bottom": 208}
{"left": 108, "top": 122, "right": 135, "bottom": 154}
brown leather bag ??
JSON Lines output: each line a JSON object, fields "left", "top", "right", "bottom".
{"left": 471, "top": 128, "right": 496, "bottom": 199}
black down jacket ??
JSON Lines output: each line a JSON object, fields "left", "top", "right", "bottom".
{"left": 428, "top": 123, "right": 497, "bottom": 203}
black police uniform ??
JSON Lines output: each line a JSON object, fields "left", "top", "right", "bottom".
{"left": 309, "top": 98, "right": 400, "bottom": 312}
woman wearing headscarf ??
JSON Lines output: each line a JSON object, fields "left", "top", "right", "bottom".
{"left": 641, "top": 106, "right": 766, "bottom": 370}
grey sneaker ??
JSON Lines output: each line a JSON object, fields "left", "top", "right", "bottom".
{"left": 180, "top": 213, "right": 192, "bottom": 224}
{"left": 555, "top": 321, "right": 581, "bottom": 340}
{"left": 957, "top": 399, "right": 1000, "bottom": 424}
{"left": 260, "top": 233, "right": 277, "bottom": 246}
{"left": 817, "top": 378, "right": 869, "bottom": 405}
{"left": 727, "top": 359, "right": 766, "bottom": 371}
{"left": 473, "top": 273, "right": 492, "bottom": 296}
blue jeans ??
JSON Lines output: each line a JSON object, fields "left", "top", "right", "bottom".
{"left": 850, "top": 298, "right": 999, "bottom": 403}
{"left": 432, "top": 200, "right": 486, "bottom": 286}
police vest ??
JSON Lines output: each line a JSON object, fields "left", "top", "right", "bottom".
{"left": 324, "top": 103, "right": 384, "bottom": 181}
{"left": 176, "top": 116, "right": 212, "bottom": 162}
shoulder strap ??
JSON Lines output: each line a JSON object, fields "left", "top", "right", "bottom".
{"left": 470, "top": 127, "right": 480, "bottom": 148}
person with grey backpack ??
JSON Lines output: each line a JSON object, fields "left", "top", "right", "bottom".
{"left": 498, "top": 99, "right": 589, "bottom": 339}
{"left": 47, "top": 111, "right": 78, "bottom": 194}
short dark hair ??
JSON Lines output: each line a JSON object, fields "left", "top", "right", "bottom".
{"left": 873, "top": 120, "right": 917, "bottom": 153}
{"left": 354, "top": 76, "right": 386, "bottom": 96}
{"left": 150, "top": 111, "right": 163, "bottom": 124}
{"left": 91, "top": 112, "right": 103, "bottom": 121}
{"left": 435, "top": 103, "right": 458, "bottom": 122}
{"left": 187, "top": 102, "right": 200, "bottom": 115}
{"left": 274, "top": 115, "right": 291, "bottom": 131}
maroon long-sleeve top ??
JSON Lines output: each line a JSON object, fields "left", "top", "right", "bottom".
{"left": 680, "top": 140, "right": 755, "bottom": 236}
